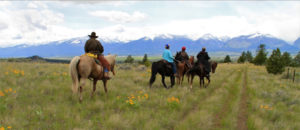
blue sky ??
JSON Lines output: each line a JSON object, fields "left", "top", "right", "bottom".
{"left": 0, "top": 1, "right": 299, "bottom": 47}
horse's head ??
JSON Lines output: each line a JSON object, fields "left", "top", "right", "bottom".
{"left": 211, "top": 61, "right": 218, "bottom": 73}
{"left": 175, "top": 52, "right": 183, "bottom": 61}
{"left": 189, "top": 56, "right": 194, "bottom": 65}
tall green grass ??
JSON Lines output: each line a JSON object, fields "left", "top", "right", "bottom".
{"left": 0, "top": 62, "right": 299, "bottom": 129}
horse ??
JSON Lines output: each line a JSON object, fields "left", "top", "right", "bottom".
{"left": 175, "top": 52, "right": 191, "bottom": 85}
{"left": 149, "top": 60, "right": 176, "bottom": 89}
{"left": 104, "top": 54, "right": 117, "bottom": 75}
{"left": 69, "top": 54, "right": 116, "bottom": 102}
{"left": 189, "top": 56, "right": 194, "bottom": 66}
{"left": 187, "top": 61, "right": 218, "bottom": 89}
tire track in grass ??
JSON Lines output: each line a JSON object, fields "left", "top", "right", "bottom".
{"left": 171, "top": 69, "right": 237, "bottom": 129}
{"left": 212, "top": 68, "right": 243, "bottom": 129}
{"left": 237, "top": 67, "right": 248, "bottom": 130}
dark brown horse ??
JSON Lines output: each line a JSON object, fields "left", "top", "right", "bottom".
{"left": 149, "top": 60, "right": 175, "bottom": 89}
{"left": 188, "top": 61, "right": 218, "bottom": 89}
{"left": 69, "top": 55, "right": 116, "bottom": 102}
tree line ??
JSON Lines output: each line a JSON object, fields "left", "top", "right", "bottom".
{"left": 224, "top": 44, "right": 300, "bottom": 74}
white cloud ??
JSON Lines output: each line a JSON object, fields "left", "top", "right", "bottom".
{"left": 89, "top": 10, "right": 146, "bottom": 23}
{"left": 0, "top": 2, "right": 65, "bottom": 47}
{"left": 0, "top": 1, "right": 11, "bottom": 7}
{"left": 0, "top": 1, "right": 299, "bottom": 47}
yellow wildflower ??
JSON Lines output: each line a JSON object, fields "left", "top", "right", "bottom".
{"left": 7, "top": 126, "right": 12, "bottom": 129}
{"left": 260, "top": 105, "right": 263, "bottom": 109}
{"left": 129, "top": 102, "right": 134, "bottom": 105}
{"left": 264, "top": 105, "right": 269, "bottom": 109}
{"left": 144, "top": 93, "right": 149, "bottom": 99}
{"left": 138, "top": 96, "right": 141, "bottom": 101}
{"left": 5, "top": 89, "right": 9, "bottom": 93}
{"left": 13, "top": 90, "right": 16, "bottom": 93}
{"left": 9, "top": 88, "right": 12, "bottom": 92}
{"left": 0, "top": 126, "right": 4, "bottom": 130}
{"left": 0, "top": 91, "right": 4, "bottom": 96}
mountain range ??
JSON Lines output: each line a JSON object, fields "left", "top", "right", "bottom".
{"left": 0, "top": 33, "right": 299, "bottom": 58}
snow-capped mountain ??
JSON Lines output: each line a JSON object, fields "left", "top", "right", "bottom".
{"left": 0, "top": 33, "right": 299, "bottom": 57}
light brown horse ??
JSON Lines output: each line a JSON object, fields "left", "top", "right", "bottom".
{"left": 69, "top": 54, "right": 116, "bottom": 102}
{"left": 176, "top": 61, "right": 186, "bottom": 85}
{"left": 174, "top": 52, "right": 195, "bottom": 85}
{"left": 104, "top": 54, "right": 117, "bottom": 75}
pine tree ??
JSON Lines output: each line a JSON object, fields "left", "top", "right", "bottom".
{"left": 292, "top": 51, "right": 300, "bottom": 67}
{"left": 266, "top": 48, "right": 285, "bottom": 74}
{"left": 142, "top": 54, "right": 151, "bottom": 67}
{"left": 281, "top": 52, "right": 292, "bottom": 66}
{"left": 224, "top": 55, "right": 231, "bottom": 63}
{"left": 237, "top": 51, "right": 246, "bottom": 63}
{"left": 142, "top": 54, "right": 148, "bottom": 63}
{"left": 245, "top": 51, "right": 253, "bottom": 62}
{"left": 253, "top": 44, "right": 268, "bottom": 65}
{"left": 124, "top": 55, "right": 134, "bottom": 63}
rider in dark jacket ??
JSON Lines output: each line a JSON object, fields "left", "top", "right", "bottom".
{"left": 179, "top": 46, "right": 191, "bottom": 68}
{"left": 84, "top": 32, "right": 111, "bottom": 79}
{"left": 196, "top": 47, "right": 211, "bottom": 75}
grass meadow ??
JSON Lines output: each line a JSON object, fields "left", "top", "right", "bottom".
{"left": 0, "top": 61, "right": 299, "bottom": 129}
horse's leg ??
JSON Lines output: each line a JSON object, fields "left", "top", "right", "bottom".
{"left": 176, "top": 76, "right": 180, "bottom": 85}
{"left": 170, "top": 75, "right": 175, "bottom": 88}
{"left": 181, "top": 75, "right": 184, "bottom": 86}
{"left": 79, "top": 78, "right": 86, "bottom": 102}
{"left": 111, "top": 65, "right": 115, "bottom": 76}
{"left": 102, "top": 79, "right": 108, "bottom": 93}
{"left": 200, "top": 77, "right": 204, "bottom": 88}
{"left": 206, "top": 75, "right": 210, "bottom": 88}
{"left": 91, "top": 79, "right": 97, "bottom": 97}
{"left": 190, "top": 74, "right": 194, "bottom": 89}
{"left": 161, "top": 75, "right": 168, "bottom": 89}
{"left": 149, "top": 69, "right": 157, "bottom": 88}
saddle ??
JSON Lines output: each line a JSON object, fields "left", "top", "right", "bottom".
{"left": 83, "top": 53, "right": 101, "bottom": 65}
{"left": 161, "top": 60, "right": 173, "bottom": 70}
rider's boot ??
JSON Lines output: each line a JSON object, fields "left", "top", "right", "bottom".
{"left": 103, "top": 68, "right": 111, "bottom": 80}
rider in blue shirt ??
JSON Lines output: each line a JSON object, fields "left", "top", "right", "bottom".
{"left": 162, "top": 44, "right": 177, "bottom": 76}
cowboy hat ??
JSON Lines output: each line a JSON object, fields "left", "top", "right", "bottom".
{"left": 88, "top": 32, "right": 98, "bottom": 38}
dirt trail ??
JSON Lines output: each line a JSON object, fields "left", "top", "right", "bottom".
{"left": 237, "top": 68, "right": 248, "bottom": 130}
{"left": 212, "top": 70, "right": 243, "bottom": 128}
{"left": 172, "top": 70, "right": 237, "bottom": 129}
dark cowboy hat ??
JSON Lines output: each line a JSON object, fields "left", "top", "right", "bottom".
{"left": 88, "top": 32, "right": 98, "bottom": 38}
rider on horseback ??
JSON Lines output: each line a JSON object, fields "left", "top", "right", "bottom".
{"left": 196, "top": 47, "right": 211, "bottom": 76}
{"left": 84, "top": 32, "right": 111, "bottom": 79}
{"left": 179, "top": 46, "right": 191, "bottom": 68}
{"left": 162, "top": 44, "right": 178, "bottom": 77}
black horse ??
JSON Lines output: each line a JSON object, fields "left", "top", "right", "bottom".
{"left": 149, "top": 60, "right": 176, "bottom": 89}
{"left": 187, "top": 61, "right": 218, "bottom": 88}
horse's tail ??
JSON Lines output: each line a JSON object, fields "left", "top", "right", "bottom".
{"left": 149, "top": 62, "right": 158, "bottom": 87}
{"left": 69, "top": 56, "right": 80, "bottom": 94}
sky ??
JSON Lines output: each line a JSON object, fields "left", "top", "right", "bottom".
{"left": 0, "top": 1, "right": 299, "bottom": 47}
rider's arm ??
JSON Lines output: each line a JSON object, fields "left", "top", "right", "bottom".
{"left": 206, "top": 53, "right": 210, "bottom": 60}
{"left": 96, "top": 41, "right": 104, "bottom": 53}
